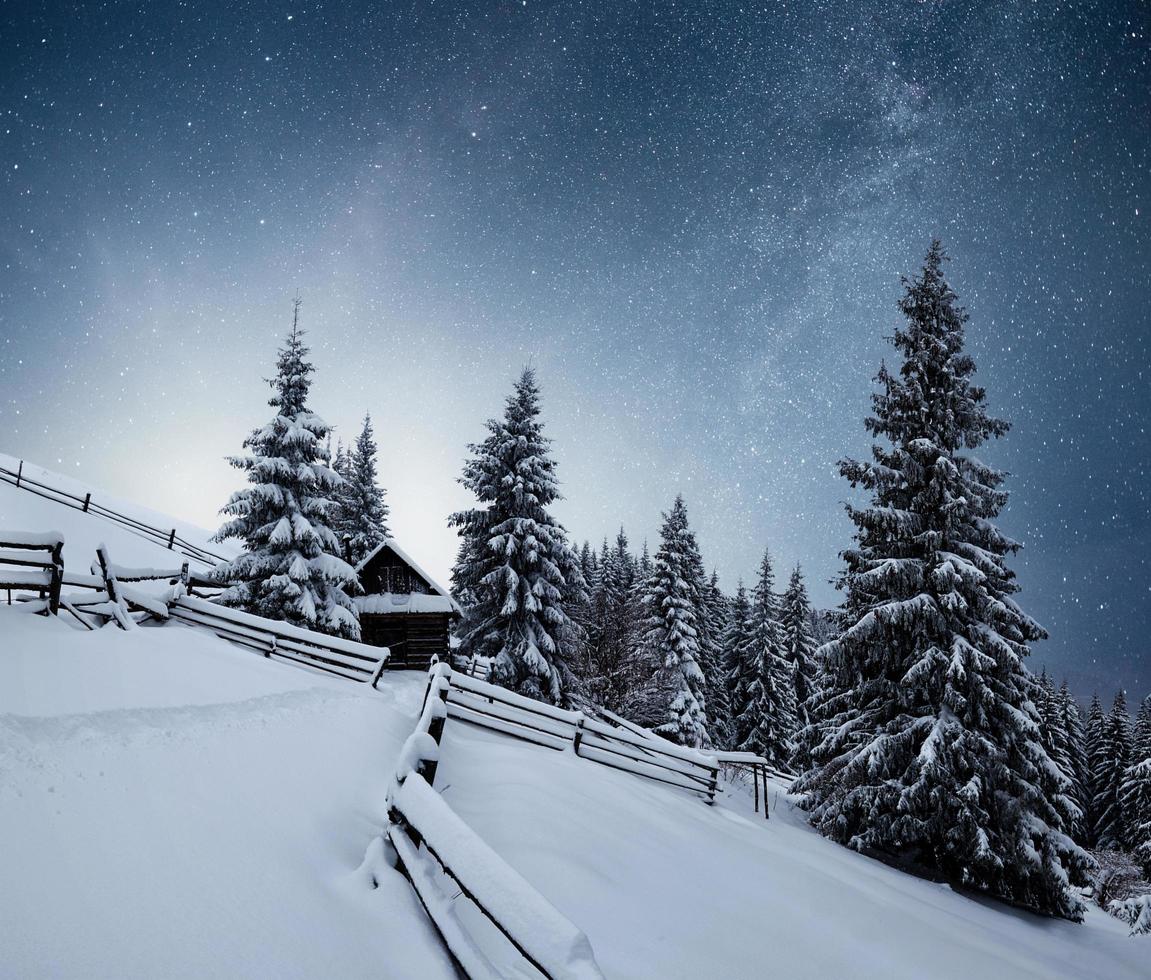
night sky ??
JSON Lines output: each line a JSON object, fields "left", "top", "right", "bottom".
{"left": 1, "top": 2, "right": 1147, "bottom": 699}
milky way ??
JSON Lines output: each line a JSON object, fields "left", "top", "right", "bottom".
{"left": 0, "top": 1, "right": 1147, "bottom": 697}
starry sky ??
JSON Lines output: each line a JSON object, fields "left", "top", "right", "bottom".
{"left": 1, "top": 1, "right": 1147, "bottom": 698}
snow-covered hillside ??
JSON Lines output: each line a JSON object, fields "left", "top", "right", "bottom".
{"left": 2, "top": 606, "right": 1144, "bottom": 979}
{"left": 0, "top": 452, "right": 238, "bottom": 574}
{"left": 0, "top": 458, "right": 1146, "bottom": 978}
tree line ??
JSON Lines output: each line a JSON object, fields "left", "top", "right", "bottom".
{"left": 206, "top": 248, "right": 1150, "bottom": 927}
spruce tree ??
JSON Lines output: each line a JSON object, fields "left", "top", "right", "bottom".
{"left": 449, "top": 368, "right": 584, "bottom": 704}
{"left": 700, "top": 570, "right": 733, "bottom": 747}
{"left": 212, "top": 299, "right": 360, "bottom": 639}
{"left": 1057, "top": 681, "right": 1090, "bottom": 841}
{"left": 723, "top": 582, "right": 756, "bottom": 750}
{"left": 792, "top": 241, "right": 1088, "bottom": 919}
{"left": 740, "top": 547, "right": 797, "bottom": 767}
{"left": 1084, "top": 693, "right": 1107, "bottom": 845}
{"left": 636, "top": 496, "right": 709, "bottom": 748}
{"left": 1121, "top": 696, "right": 1151, "bottom": 874}
{"left": 1094, "top": 691, "right": 1133, "bottom": 849}
{"left": 781, "top": 565, "right": 819, "bottom": 728}
{"left": 341, "top": 413, "right": 389, "bottom": 567}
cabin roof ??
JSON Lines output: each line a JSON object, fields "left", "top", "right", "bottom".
{"left": 355, "top": 537, "right": 462, "bottom": 614}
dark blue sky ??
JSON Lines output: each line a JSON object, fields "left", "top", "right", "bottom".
{"left": 1, "top": 1, "right": 1147, "bottom": 699}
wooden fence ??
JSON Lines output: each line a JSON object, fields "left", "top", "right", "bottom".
{"left": 0, "top": 459, "right": 226, "bottom": 567}
{"left": 385, "top": 664, "right": 604, "bottom": 980}
{"left": 0, "top": 529, "right": 390, "bottom": 686}
{"left": 167, "top": 595, "right": 389, "bottom": 686}
{"left": 436, "top": 663, "right": 721, "bottom": 802}
{"left": 0, "top": 532, "right": 64, "bottom": 614}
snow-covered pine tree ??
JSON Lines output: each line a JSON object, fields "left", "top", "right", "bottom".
{"left": 449, "top": 368, "right": 585, "bottom": 704}
{"left": 340, "top": 413, "right": 389, "bottom": 567}
{"left": 585, "top": 529, "right": 641, "bottom": 711}
{"left": 700, "top": 570, "right": 733, "bottom": 747}
{"left": 635, "top": 496, "right": 709, "bottom": 748}
{"left": 1122, "top": 696, "right": 1151, "bottom": 875}
{"left": 781, "top": 564, "right": 819, "bottom": 729}
{"left": 723, "top": 582, "right": 756, "bottom": 750}
{"left": 739, "top": 547, "right": 797, "bottom": 767}
{"left": 1058, "top": 681, "right": 1090, "bottom": 842}
{"left": 212, "top": 299, "right": 360, "bottom": 639}
{"left": 1084, "top": 693, "right": 1108, "bottom": 845}
{"left": 1094, "top": 691, "right": 1133, "bottom": 849}
{"left": 791, "top": 241, "right": 1089, "bottom": 919}
{"left": 567, "top": 541, "right": 598, "bottom": 684}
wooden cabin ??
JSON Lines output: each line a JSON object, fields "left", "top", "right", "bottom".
{"left": 354, "top": 538, "right": 460, "bottom": 670}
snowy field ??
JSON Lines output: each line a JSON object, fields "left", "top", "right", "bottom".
{"left": 0, "top": 458, "right": 1146, "bottom": 978}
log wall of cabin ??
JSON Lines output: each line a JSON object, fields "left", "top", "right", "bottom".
{"left": 360, "top": 612, "right": 450, "bottom": 670}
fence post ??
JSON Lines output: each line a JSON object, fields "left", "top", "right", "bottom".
{"left": 705, "top": 763, "right": 719, "bottom": 806}
{"left": 167, "top": 528, "right": 176, "bottom": 550}
{"left": 15, "top": 460, "right": 22, "bottom": 487}
{"left": 96, "top": 545, "right": 119, "bottom": 606}
{"left": 82, "top": 492, "right": 91, "bottom": 512}
{"left": 266, "top": 635, "right": 276, "bottom": 659}
{"left": 572, "top": 713, "right": 585, "bottom": 755}
{"left": 47, "top": 540, "right": 63, "bottom": 616}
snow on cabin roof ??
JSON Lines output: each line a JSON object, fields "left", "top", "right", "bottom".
{"left": 355, "top": 537, "right": 461, "bottom": 614}
{"left": 354, "top": 592, "right": 458, "bottom": 615}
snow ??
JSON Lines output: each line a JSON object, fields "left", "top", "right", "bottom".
{"left": 392, "top": 774, "right": 602, "bottom": 978}
{"left": 0, "top": 608, "right": 453, "bottom": 979}
{"left": 1, "top": 457, "right": 1146, "bottom": 978}
{"left": 435, "top": 721, "right": 1148, "bottom": 980}
{"left": 0, "top": 529, "right": 63, "bottom": 547}
{"left": 356, "top": 592, "right": 458, "bottom": 614}
{"left": 0, "top": 452, "right": 237, "bottom": 574}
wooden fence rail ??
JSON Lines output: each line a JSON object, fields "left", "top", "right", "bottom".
{"left": 435, "top": 663, "right": 722, "bottom": 803}
{"left": 384, "top": 664, "right": 604, "bottom": 980}
{"left": 0, "top": 460, "right": 226, "bottom": 567}
{"left": 167, "top": 595, "right": 389, "bottom": 686}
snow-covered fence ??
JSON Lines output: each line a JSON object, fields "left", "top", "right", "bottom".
{"left": 383, "top": 665, "right": 604, "bottom": 979}
{"left": 0, "top": 459, "right": 226, "bottom": 568}
{"left": 0, "top": 531, "right": 64, "bottom": 614}
{"left": 713, "top": 751, "right": 774, "bottom": 820}
{"left": 436, "top": 664, "right": 721, "bottom": 802}
{"left": 54, "top": 543, "right": 186, "bottom": 630}
{"left": 167, "top": 594, "right": 389, "bottom": 686}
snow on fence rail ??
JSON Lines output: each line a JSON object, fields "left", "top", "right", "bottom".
{"left": 434, "top": 663, "right": 721, "bottom": 802}
{"left": 382, "top": 664, "right": 604, "bottom": 980}
{"left": 167, "top": 594, "right": 389, "bottom": 686}
{"left": 0, "top": 459, "right": 226, "bottom": 567}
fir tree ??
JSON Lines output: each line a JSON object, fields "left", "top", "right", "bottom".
{"left": 781, "top": 564, "right": 819, "bottom": 728}
{"left": 1094, "top": 691, "right": 1134, "bottom": 849}
{"left": 1122, "top": 696, "right": 1151, "bottom": 875}
{"left": 449, "top": 368, "right": 584, "bottom": 704}
{"left": 635, "top": 496, "right": 709, "bottom": 748}
{"left": 1084, "top": 693, "right": 1107, "bottom": 845}
{"left": 792, "top": 242, "right": 1089, "bottom": 919}
{"left": 212, "top": 299, "right": 360, "bottom": 639}
{"left": 700, "top": 570, "right": 733, "bottom": 746}
{"left": 723, "top": 582, "right": 756, "bottom": 750}
{"left": 341, "top": 413, "right": 389, "bottom": 567}
{"left": 1057, "top": 681, "right": 1090, "bottom": 841}
{"left": 740, "top": 547, "right": 797, "bottom": 767}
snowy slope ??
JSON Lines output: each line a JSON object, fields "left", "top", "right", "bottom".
{"left": 1, "top": 464, "right": 1145, "bottom": 978}
{"left": 0, "top": 452, "right": 238, "bottom": 574}
{"left": 0, "top": 608, "right": 453, "bottom": 980}
{"left": 436, "top": 722, "right": 1145, "bottom": 980}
